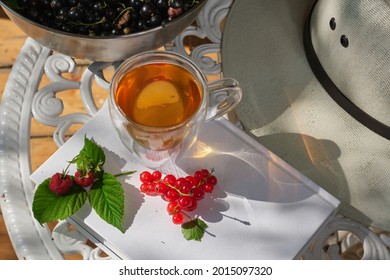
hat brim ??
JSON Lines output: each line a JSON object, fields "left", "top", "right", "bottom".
{"left": 222, "top": 0, "right": 390, "bottom": 230}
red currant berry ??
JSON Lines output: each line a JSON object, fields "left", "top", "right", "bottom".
{"left": 178, "top": 196, "right": 192, "bottom": 208}
{"left": 191, "top": 188, "right": 205, "bottom": 200}
{"left": 194, "top": 170, "right": 205, "bottom": 181}
{"left": 152, "top": 170, "right": 162, "bottom": 181}
{"left": 163, "top": 174, "right": 176, "bottom": 186}
{"left": 201, "top": 169, "right": 210, "bottom": 177}
{"left": 186, "top": 198, "right": 198, "bottom": 212}
{"left": 203, "top": 183, "right": 214, "bottom": 193}
{"left": 145, "top": 182, "right": 156, "bottom": 195}
{"left": 206, "top": 175, "right": 218, "bottom": 186}
{"left": 140, "top": 171, "right": 153, "bottom": 183}
{"left": 154, "top": 182, "right": 168, "bottom": 195}
{"left": 179, "top": 184, "right": 192, "bottom": 194}
{"left": 166, "top": 201, "right": 180, "bottom": 214}
{"left": 140, "top": 183, "right": 149, "bottom": 193}
{"left": 164, "top": 189, "right": 180, "bottom": 201}
{"left": 175, "top": 177, "right": 188, "bottom": 188}
{"left": 185, "top": 175, "right": 199, "bottom": 187}
{"left": 172, "top": 212, "right": 184, "bottom": 225}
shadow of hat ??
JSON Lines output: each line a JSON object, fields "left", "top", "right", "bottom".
{"left": 222, "top": 0, "right": 390, "bottom": 230}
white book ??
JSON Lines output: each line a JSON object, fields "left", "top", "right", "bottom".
{"left": 30, "top": 104, "right": 339, "bottom": 260}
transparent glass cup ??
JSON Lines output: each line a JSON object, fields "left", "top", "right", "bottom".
{"left": 108, "top": 50, "right": 242, "bottom": 169}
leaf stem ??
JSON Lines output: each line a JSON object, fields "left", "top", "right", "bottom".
{"left": 113, "top": 170, "right": 137, "bottom": 177}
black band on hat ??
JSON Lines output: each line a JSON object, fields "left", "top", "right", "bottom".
{"left": 303, "top": 1, "right": 390, "bottom": 140}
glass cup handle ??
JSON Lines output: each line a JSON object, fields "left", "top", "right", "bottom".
{"left": 206, "top": 78, "right": 242, "bottom": 121}
{"left": 86, "top": 61, "right": 123, "bottom": 90}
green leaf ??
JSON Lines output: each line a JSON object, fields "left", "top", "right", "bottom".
{"left": 32, "top": 178, "right": 88, "bottom": 224}
{"left": 181, "top": 218, "right": 208, "bottom": 241}
{"left": 76, "top": 136, "right": 105, "bottom": 172}
{"left": 89, "top": 173, "right": 124, "bottom": 232}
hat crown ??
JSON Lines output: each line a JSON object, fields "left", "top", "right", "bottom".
{"left": 310, "top": 0, "right": 390, "bottom": 127}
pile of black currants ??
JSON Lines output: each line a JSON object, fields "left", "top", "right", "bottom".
{"left": 14, "top": 0, "right": 201, "bottom": 36}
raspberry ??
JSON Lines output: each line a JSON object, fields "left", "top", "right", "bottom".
{"left": 74, "top": 170, "right": 95, "bottom": 187}
{"left": 49, "top": 173, "right": 73, "bottom": 196}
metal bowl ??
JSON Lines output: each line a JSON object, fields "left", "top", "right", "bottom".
{"left": 0, "top": 0, "right": 207, "bottom": 62}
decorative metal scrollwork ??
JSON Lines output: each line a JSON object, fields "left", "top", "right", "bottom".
{"left": 300, "top": 216, "right": 390, "bottom": 260}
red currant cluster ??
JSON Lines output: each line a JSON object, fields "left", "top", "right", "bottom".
{"left": 139, "top": 169, "right": 217, "bottom": 225}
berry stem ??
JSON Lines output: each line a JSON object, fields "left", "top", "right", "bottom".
{"left": 62, "top": 155, "right": 78, "bottom": 176}
{"left": 180, "top": 210, "right": 192, "bottom": 220}
{"left": 70, "top": 17, "right": 107, "bottom": 27}
{"left": 191, "top": 0, "right": 199, "bottom": 6}
{"left": 165, "top": 183, "right": 192, "bottom": 197}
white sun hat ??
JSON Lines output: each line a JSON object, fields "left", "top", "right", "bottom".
{"left": 222, "top": 0, "right": 390, "bottom": 230}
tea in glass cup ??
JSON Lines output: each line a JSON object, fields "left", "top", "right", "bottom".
{"left": 116, "top": 62, "right": 202, "bottom": 131}
{"left": 109, "top": 51, "right": 242, "bottom": 168}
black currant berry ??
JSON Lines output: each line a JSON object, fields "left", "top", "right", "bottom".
{"left": 66, "top": 0, "right": 78, "bottom": 6}
{"left": 129, "top": 0, "right": 143, "bottom": 10}
{"left": 169, "top": 0, "right": 184, "bottom": 9}
{"left": 17, "top": 0, "right": 30, "bottom": 7}
{"left": 50, "top": 0, "right": 64, "bottom": 11}
{"left": 68, "top": 6, "right": 82, "bottom": 21}
{"left": 140, "top": 3, "right": 157, "bottom": 19}
{"left": 155, "top": 0, "right": 169, "bottom": 10}
{"left": 149, "top": 13, "right": 162, "bottom": 27}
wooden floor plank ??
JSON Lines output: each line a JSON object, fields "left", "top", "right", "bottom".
{"left": 0, "top": 212, "right": 17, "bottom": 259}
{"left": 0, "top": 18, "right": 27, "bottom": 67}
